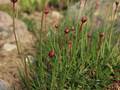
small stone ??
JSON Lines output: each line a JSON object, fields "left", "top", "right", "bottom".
{"left": 25, "top": 55, "right": 34, "bottom": 64}
{"left": 0, "top": 29, "right": 11, "bottom": 40}
{"left": 0, "top": 11, "right": 12, "bottom": 27}
{"left": 2, "top": 43, "right": 16, "bottom": 52}
{"left": 0, "top": 79, "right": 11, "bottom": 90}
{"left": 51, "top": 11, "right": 63, "bottom": 20}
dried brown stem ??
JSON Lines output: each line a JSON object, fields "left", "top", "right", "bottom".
{"left": 79, "top": 23, "right": 84, "bottom": 32}
{"left": 12, "top": 3, "right": 21, "bottom": 55}
{"left": 12, "top": 2, "right": 28, "bottom": 81}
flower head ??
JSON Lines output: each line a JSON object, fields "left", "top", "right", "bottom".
{"left": 44, "top": 7, "right": 49, "bottom": 15}
{"left": 10, "top": 0, "right": 17, "bottom": 4}
{"left": 55, "top": 24, "right": 59, "bottom": 29}
{"left": 99, "top": 32, "right": 105, "bottom": 38}
{"left": 115, "top": 1, "right": 119, "bottom": 6}
{"left": 81, "top": 16, "right": 87, "bottom": 23}
{"left": 64, "top": 27, "right": 70, "bottom": 34}
{"left": 79, "top": 16, "right": 87, "bottom": 32}
{"left": 68, "top": 41, "right": 72, "bottom": 49}
{"left": 48, "top": 50, "right": 55, "bottom": 58}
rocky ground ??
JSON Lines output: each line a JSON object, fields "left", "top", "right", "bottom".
{"left": 0, "top": 1, "right": 35, "bottom": 90}
{"left": 0, "top": 11, "right": 35, "bottom": 90}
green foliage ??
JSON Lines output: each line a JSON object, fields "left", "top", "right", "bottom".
{"left": 50, "top": 0, "right": 59, "bottom": 5}
{"left": 19, "top": 0, "right": 36, "bottom": 13}
{"left": 19, "top": 0, "right": 68, "bottom": 12}
{"left": 35, "top": 0, "right": 47, "bottom": 11}
{"left": 20, "top": 15, "right": 120, "bottom": 89}
{"left": 19, "top": 0, "right": 120, "bottom": 90}
{"left": 19, "top": 0, "right": 74, "bottom": 12}
{"left": 22, "top": 17, "right": 37, "bottom": 33}
{"left": 19, "top": 0, "right": 47, "bottom": 13}
{"left": 0, "top": 4, "right": 13, "bottom": 15}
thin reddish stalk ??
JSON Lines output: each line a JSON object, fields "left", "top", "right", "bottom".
{"left": 97, "top": 33, "right": 105, "bottom": 51}
{"left": 12, "top": 2, "right": 28, "bottom": 81}
{"left": 40, "top": 7, "right": 46, "bottom": 39}
{"left": 12, "top": 3, "right": 21, "bottom": 55}
{"left": 79, "top": 23, "right": 84, "bottom": 32}
{"left": 87, "top": 33, "right": 92, "bottom": 50}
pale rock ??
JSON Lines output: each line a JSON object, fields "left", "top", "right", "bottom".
{"left": 0, "top": 79, "right": 11, "bottom": 90}
{"left": 25, "top": 55, "right": 34, "bottom": 64}
{"left": 0, "top": 11, "right": 35, "bottom": 51}
{"left": 2, "top": 43, "right": 16, "bottom": 52}
{"left": 51, "top": 11, "right": 63, "bottom": 20}
{"left": 0, "top": 0, "right": 10, "bottom": 5}
{"left": 0, "top": 12, "right": 12, "bottom": 27}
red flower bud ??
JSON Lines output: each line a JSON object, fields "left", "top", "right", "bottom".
{"left": 64, "top": 27, "right": 70, "bottom": 34}
{"left": 81, "top": 16, "right": 87, "bottom": 23}
{"left": 10, "top": 0, "right": 17, "bottom": 3}
{"left": 55, "top": 24, "right": 59, "bottom": 29}
{"left": 115, "top": 1, "right": 119, "bottom": 6}
{"left": 48, "top": 50, "right": 55, "bottom": 58}
{"left": 99, "top": 32, "right": 105, "bottom": 38}
{"left": 44, "top": 7, "right": 49, "bottom": 15}
{"left": 68, "top": 41, "right": 72, "bottom": 49}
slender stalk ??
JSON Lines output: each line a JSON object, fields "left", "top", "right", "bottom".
{"left": 39, "top": 7, "right": 47, "bottom": 90}
{"left": 40, "top": 9, "right": 44, "bottom": 61}
{"left": 97, "top": 32, "right": 105, "bottom": 56}
{"left": 79, "top": 23, "right": 84, "bottom": 32}
{"left": 12, "top": 3, "right": 21, "bottom": 55}
{"left": 87, "top": 33, "right": 92, "bottom": 51}
{"left": 84, "top": 0, "right": 88, "bottom": 7}
{"left": 40, "top": 10, "right": 44, "bottom": 40}
{"left": 80, "top": 16, "right": 87, "bottom": 32}
{"left": 109, "top": 1, "right": 119, "bottom": 49}
{"left": 45, "top": 15, "right": 47, "bottom": 31}
{"left": 12, "top": 2, "right": 29, "bottom": 83}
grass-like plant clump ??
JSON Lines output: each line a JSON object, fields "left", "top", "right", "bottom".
{"left": 8, "top": 0, "right": 119, "bottom": 90}
{"left": 20, "top": 10, "right": 120, "bottom": 90}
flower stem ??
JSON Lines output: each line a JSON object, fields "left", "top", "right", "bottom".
{"left": 12, "top": 2, "right": 28, "bottom": 82}
{"left": 12, "top": 3, "right": 21, "bottom": 55}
